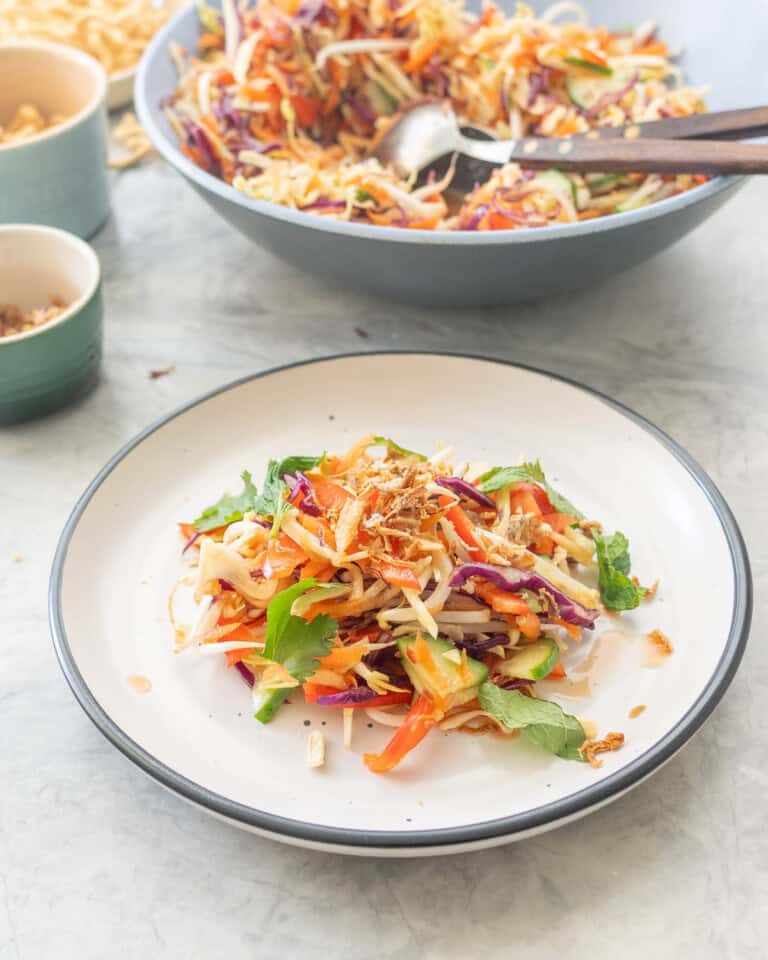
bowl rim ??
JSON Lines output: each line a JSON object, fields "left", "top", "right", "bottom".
{"left": 0, "top": 40, "right": 107, "bottom": 155}
{"left": 0, "top": 224, "right": 101, "bottom": 346}
{"left": 48, "top": 351, "right": 753, "bottom": 852}
{"left": 135, "top": 2, "right": 741, "bottom": 247}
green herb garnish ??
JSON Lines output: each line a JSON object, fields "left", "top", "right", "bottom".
{"left": 253, "top": 455, "right": 323, "bottom": 537}
{"left": 194, "top": 470, "right": 259, "bottom": 532}
{"left": 478, "top": 460, "right": 584, "bottom": 518}
{"left": 593, "top": 530, "right": 644, "bottom": 610}
{"left": 478, "top": 682, "right": 586, "bottom": 760}
{"left": 255, "top": 580, "right": 338, "bottom": 724}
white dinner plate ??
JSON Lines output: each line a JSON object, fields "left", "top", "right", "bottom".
{"left": 49, "top": 353, "right": 751, "bottom": 856}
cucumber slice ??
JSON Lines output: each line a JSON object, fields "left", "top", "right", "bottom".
{"left": 615, "top": 187, "right": 652, "bottom": 213}
{"left": 564, "top": 56, "right": 612, "bottom": 76}
{"left": 532, "top": 170, "right": 578, "bottom": 212}
{"left": 566, "top": 65, "right": 636, "bottom": 112}
{"left": 497, "top": 639, "right": 560, "bottom": 681}
{"left": 587, "top": 173, "right": 622, "bottom": 192}
{"left": 363, "top": 80, "right": 398, "bottom": 116}
{"left": 398, "top": 634, "right": 488, "bottom": 708}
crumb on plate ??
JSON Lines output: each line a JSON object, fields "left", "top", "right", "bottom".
{"left": 579, "top": 731, "right": 625, "bottom": 768}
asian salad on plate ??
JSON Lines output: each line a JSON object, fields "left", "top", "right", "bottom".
{"left": 171, "top": 435, "right": 655, "bottom": 774}
{"left": 163, "top": 0, "right": 708, "bottom": 231}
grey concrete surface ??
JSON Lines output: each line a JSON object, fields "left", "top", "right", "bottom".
{"left": 1, "top": 160, "right": 766, "bottom": 959}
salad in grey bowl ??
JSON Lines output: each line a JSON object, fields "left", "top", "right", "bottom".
{"left": 136, "top": 0, "right": 765, "bottom": 305}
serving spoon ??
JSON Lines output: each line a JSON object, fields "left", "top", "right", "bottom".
{"left": 374, "top": 101, "right": 768, "bottom": 184}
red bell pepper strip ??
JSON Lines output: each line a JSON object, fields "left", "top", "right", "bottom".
{"left": 545, "top": 659, "right": 567, "bottom": 680}
{"left": 508, "top": 482, "right": 555, "bottom": 515}
{"left": 223, "top": 625, "right": 260, "bottom": 667}
{"left": 310, "top": 478, "right": 352, "bottom": 512}
{"left": 438, "top": 495, "right": 487, "bottom": 560}
{"left": 374, "top": 560, "right": 422, "bottom": 591}
{"left": 364, "top": 693, "right": 443, "bottom": 773}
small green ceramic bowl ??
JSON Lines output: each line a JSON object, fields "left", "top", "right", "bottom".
{"left": 0, "top": 225, "right": 103, "bottom": 425}
{"left": 0, "top": 41, "right": 110, "bottom": 238}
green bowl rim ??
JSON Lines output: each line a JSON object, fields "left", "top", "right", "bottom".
{"left": 0, "top": 40, "right": 106, "bottom": 156}
{"left": 0, "top": 224, "right": 101, "bottom": 347}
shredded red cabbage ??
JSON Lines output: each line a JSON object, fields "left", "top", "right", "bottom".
{"left": 182, "top": 530, "right": 201, "bottom": 554}
{"left": 463, "top": 204, "right": 489, "bottom": 229}
{"left": 345, "top": 95, "right": 378, "bottom": 125}
{"left": 235, "top": 661, "right": 254, "bottom": 688}
{"left": 587, "top": 70, "right": 638, "bottom": 119}
{"left": 213, "top": 92, "right": 234, "bottom": 122}
{"left": 316, "top": 686, "right": 378, "bottom": 706}
{"left": 285, "top": 471, "right": 322, "bottom": 515}
{"left": 497, "top": 676, "right": 535, "bottom": 690}
{"left": 436, "top": 476, "right": 496, "bottom": 510}
{"left": 295, "top": 0, "right": 325, "bottom": 24}
{"left": 455, "top": 633, "right": 510, "bottom": 656}
{"left": 300, "top": 198, "right": 347, "bottom": 211}
{"left": 188, "top": 124, "right": 218, "bottom": 172}
{"left": 527, "top": 72, "right": 544, "bottom": 107}
{"left": 449, "top": 562, "right": 598, "bottom": 628}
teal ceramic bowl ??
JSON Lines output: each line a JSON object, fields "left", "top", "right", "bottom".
{"left": 0, "top": 42, "right": 110, "bottom": 239}
{"left": 0, "top": 225, "right": 103, "bottom": 425}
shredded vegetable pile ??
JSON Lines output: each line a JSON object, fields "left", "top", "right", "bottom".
{"left": 171, "top": 435, "right": 655, "bottom": 773}
{"left": 165, "top": 0, "right": 708, "bottom": 231}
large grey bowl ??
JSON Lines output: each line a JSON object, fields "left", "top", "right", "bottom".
{"left": 136, "top": 0, "right": 765, "bottom": 305}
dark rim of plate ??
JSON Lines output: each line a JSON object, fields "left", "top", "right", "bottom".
{"left": 49, "top": 352, "right": 752, "bottom": 851}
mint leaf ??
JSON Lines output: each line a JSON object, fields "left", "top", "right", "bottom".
{"left": 194, "top": 470, "right": 258, "bottom": 532}
{"left": 603, "top": 531, "right": 631, "bottom": 575}
{"left": 256, "top": 580, "right": 338, "bottom": 724}
{"left": 478, "top": 460, "right": 584, "bottom": 519}
{"left": 252, "top": 454, "right": 323, "bottom": 537}
{"left": 478, "top": 682, "right": 586, "bottom": 761}
{"left": 478, "top": 462, "right": 545, "bottom": 492}
{"left": 372, "top": 436, "right": 426, "bottom": 460}
{"left": 593, "top": 530, "right": 642, "bottom": 610}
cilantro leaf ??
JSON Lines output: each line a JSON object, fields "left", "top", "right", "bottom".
{"left": 479, "top": 56, "right": 497, "bottom": 70}
{"left": 372, "top": 436, "right": 426, "bottom": 461}
{"left": 355, "top": 188, "right": 374, "bottom": 203}
{"left": 252, "top": 454, "right": 323, "bottom": 537}
{"left": 477, "top": 460, "right": 584, "bottom": 519}
{"left": 478, "top": 682, "right": 586, "bottom": 761}
{"left": 194, "top": 470, "right": 259, "bottom": 532}
{"left": 593, "top": 530, "right": 642, "bottom": 610}
{"left": 256, "top": 579, "right": 338, "bottom": 724}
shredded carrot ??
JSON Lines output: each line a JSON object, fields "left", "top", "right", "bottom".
{"left": 516, "top": 612, "right": 542, "bottom": 641}
{"left": 553, "top": 617, "right": 581, "bottom": 642}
